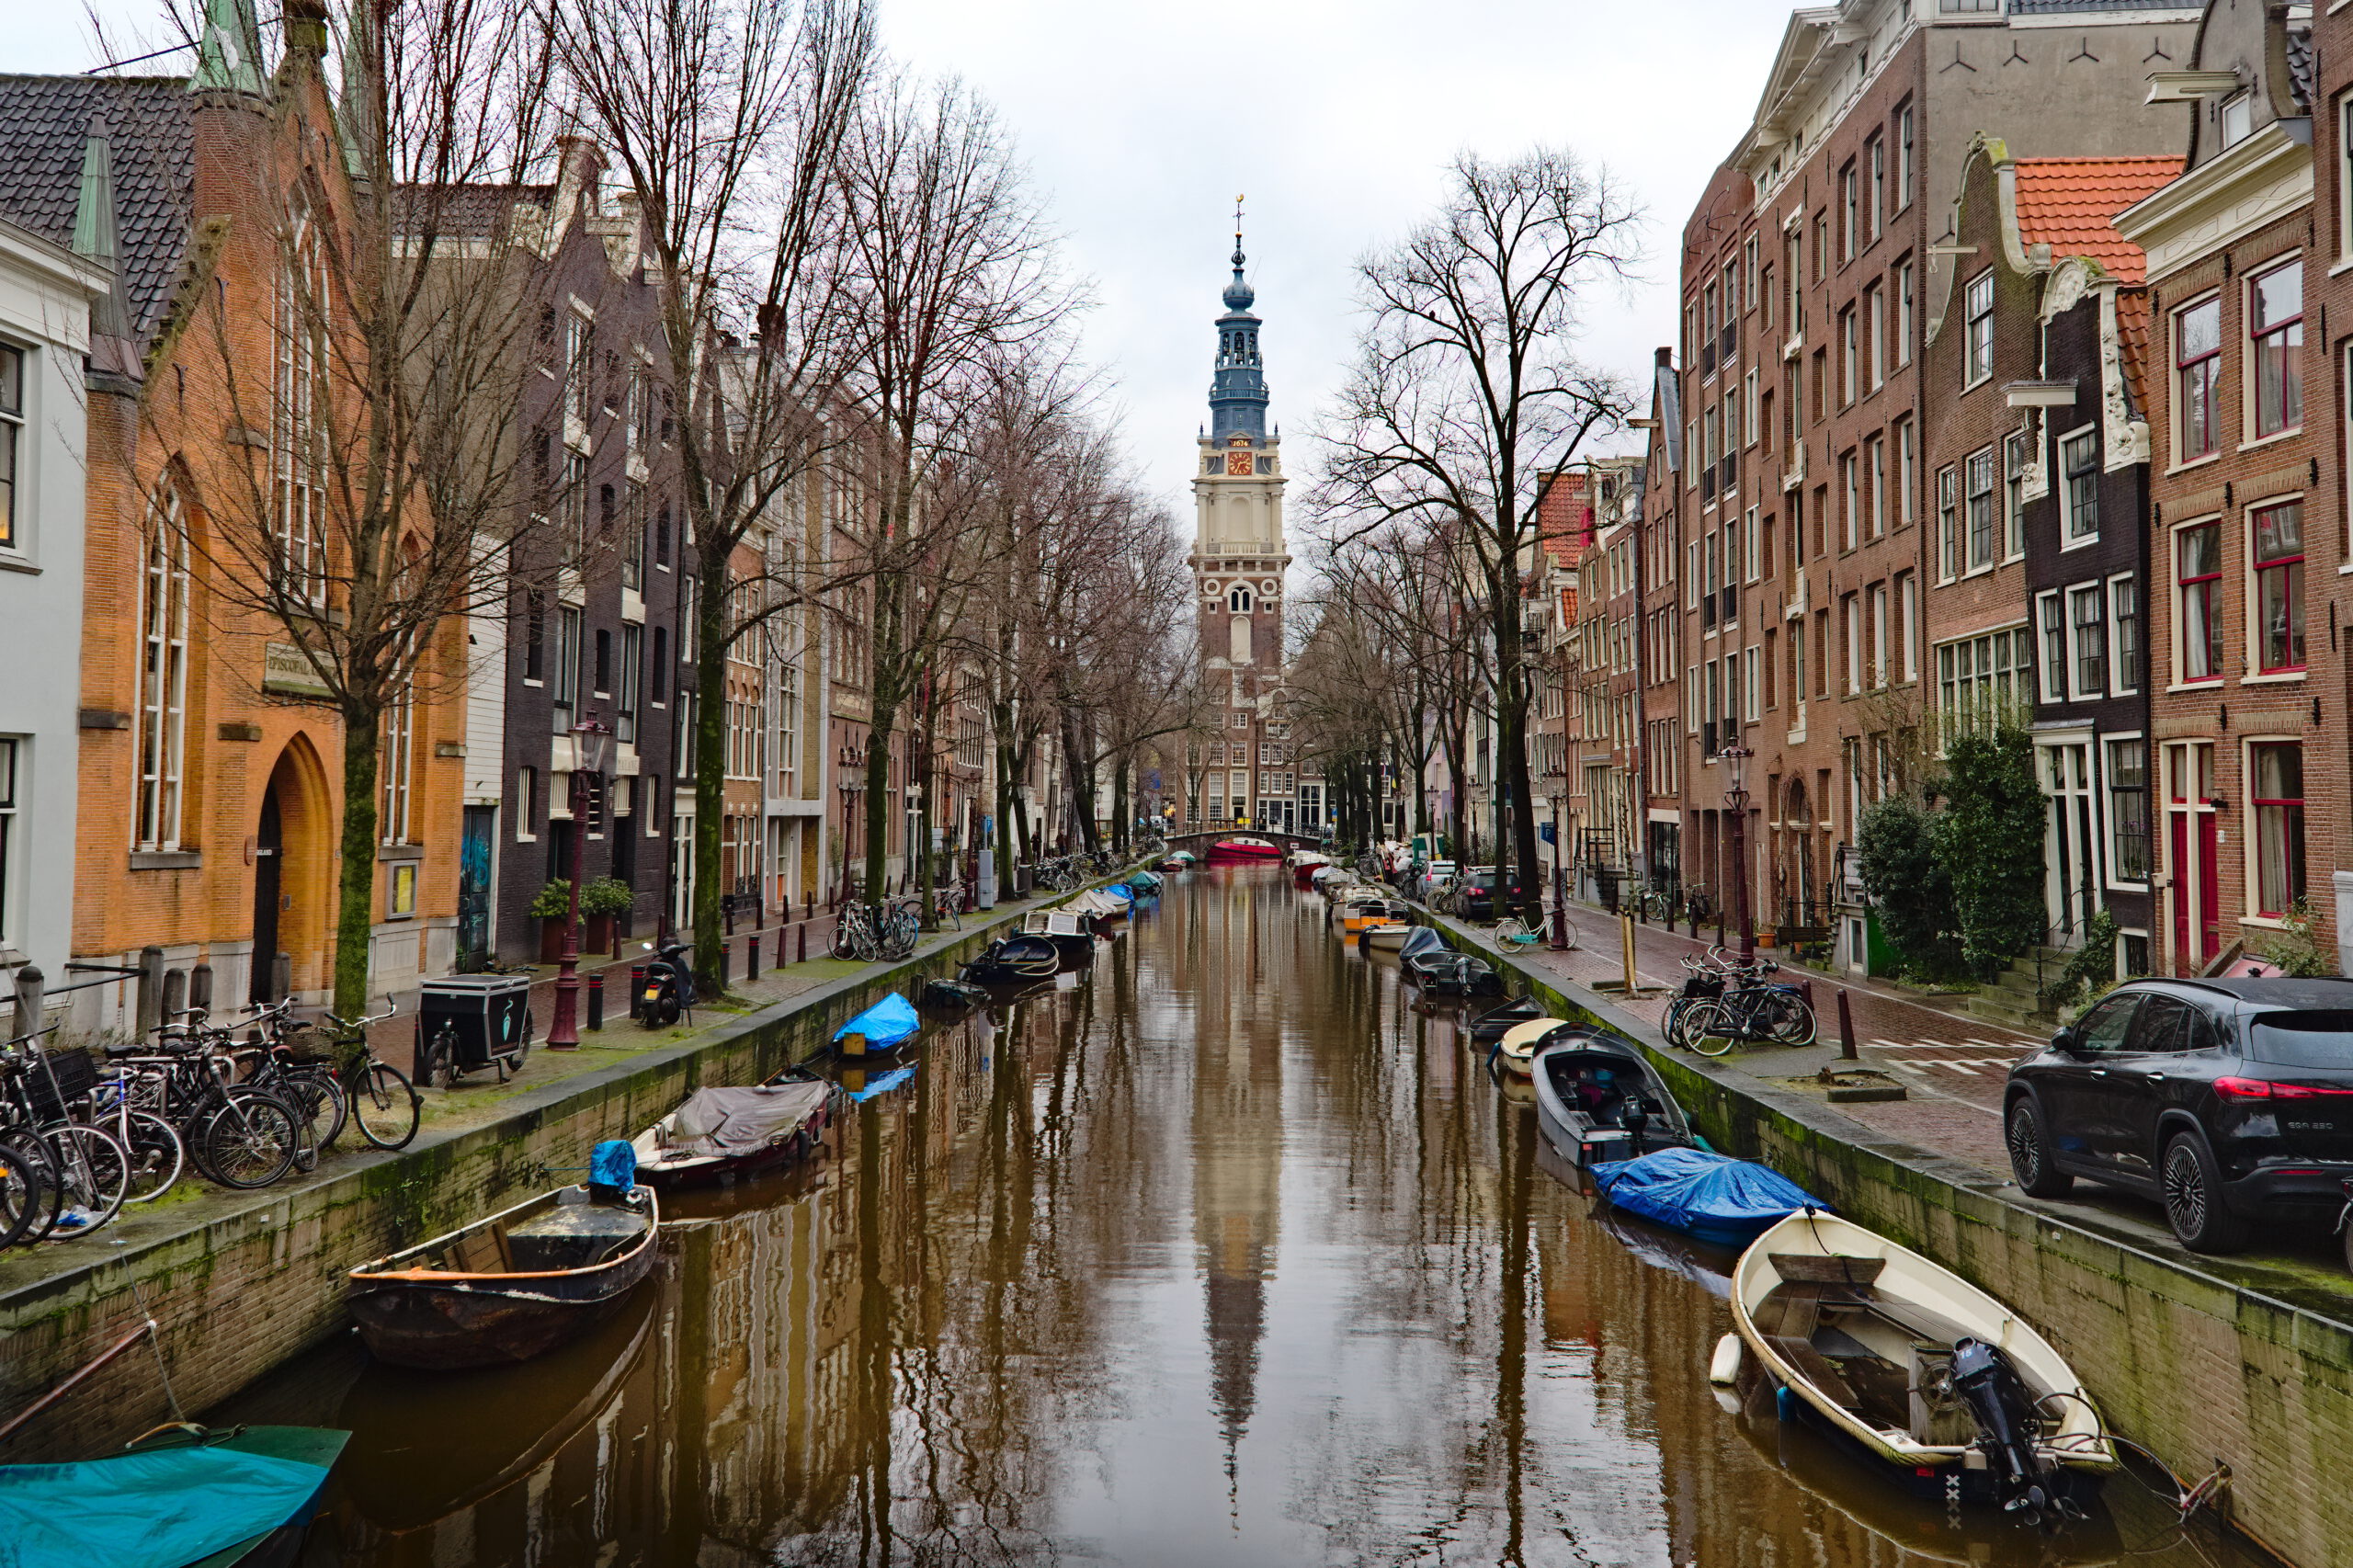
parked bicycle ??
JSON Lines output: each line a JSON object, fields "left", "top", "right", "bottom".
{"left": 1675, "top": 951, "right": 1815, "bottom": 1056}
{"left": 252, "top": 996, "right": 420, "bottom": 1153}
{"left": 830, "top": 900, "right": 919, "bottom": 963}
{"left": 0, "top": 1030, "right": 130, "bottom": 1242}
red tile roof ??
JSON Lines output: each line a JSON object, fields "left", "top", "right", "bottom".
{"left": 2114, "top": 287, "right": 2152, "bottom": 417}
{"left": 2011, "top": 157, "right": 2182, "bottom": 283}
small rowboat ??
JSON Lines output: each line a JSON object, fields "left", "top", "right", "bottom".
{"left": 629, "top": 1069, "right": 835, "bottom": 1190}
{"left": 1530, "top": 1027, "right": 1697, "bottom": 1165}
{"left": 0, "top": 1424, "right": 350, "bottom": 1568}
{"left": 1341, "top": 896, "right": 1409, "bottom": 935}
{"left": 347, "top": 1147, "right": 659, "bottom": 1371}
{"left": 1493, "top": 1017, "right": 1560, "bottom": 1077}
{"left": 1590, "top": 1146, "right": 1824, "bottom": 1250}
{"left": 1207, "top": 835, "right": 1282, "bottom": 863}
{"left": 961, "top": 935, "right": 1061, "bottom": 986}
{"left": 1727, "top": 1211, "right": 2115, "bottom": 1516}
{"left": 1359, "top": 919, "right": 1413, "bottom": 949}
{"left": 1021, "top": 908, "right": 1098, "bottom": 958}
{"left": 1398, "top": 927, "right": 1505, "bottom": 996}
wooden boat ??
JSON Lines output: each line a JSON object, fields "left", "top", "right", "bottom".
{"left": 1206, "top": 835, "right": 1282, "bottom": 863}
{"left": 0, "top": 1423, "right": 351, "bottom": 1568}
{"left": 1359, "top": 918, "right": 1413, "bottom": 949}
{"left": 1340, "top": 895, "right": 1410, "bottom": 934}
{"left": 629, "top": 1069, "right": 835, "bottom": 1190}
{"left": 1467, "top": 994, "right": 1545, "bottom": 1043}
{"left": 1021, "top": 907, "right": 1098, "bottom": 958}
{"left": 960, "top": 934, "right": 1062, "bottom": 985}
{"left": 1529, "top": 1027, "right": 1697, "bottom": 1165}
{"left": 347, "top": 1177, "right": 659, "bottom": 1370}
{"left": 1493, "top": 1017, "right": 1561, "bottom": 1077}
{"left": 1728, "top": 1210, "right": 2115, "bottom": 1514}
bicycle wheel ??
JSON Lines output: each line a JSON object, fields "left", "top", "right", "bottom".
{"left": 1557, "top": 916, "right": 1581, "bottom": 952}
{"left": 830, "top": 919, "right": 860, "bottom": 960}
{"left": 283, "top": 1071, "right": 347, "bottom": 1161}
{"left": 0, "top": 1136, "right": 47, "bottom": 1249}
{"left": 1768, "top": 992, "right": 1819, "bottom": 1048}
{"left": 350, "top": 1061, "right": 422, "bottom": 1151}
{"left": 197, "top": 1093, "right": 301, "bottom": 1189}
{"left": 1684, "top": 1001, "right": 1739, "bottom": 1057}
{"left": 32, "top": 1124, "right": 130, "bottom": 1239}
{"left": 119, "top": 1111, "right": 185, "bottom": 1203}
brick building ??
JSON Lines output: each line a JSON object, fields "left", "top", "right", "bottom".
{"left": 3, "top": 2, "right": 467, "bottom": 1024}
{"left": 2116, "top": 0, "right": 2326, "bottom": 975}
{"left": 1677, "top": 0, "right": 2201, "bottom": 968}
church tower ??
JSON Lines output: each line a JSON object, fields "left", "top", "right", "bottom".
{"left": 1189, "top": 207, "right": 1297, "bottom": 831}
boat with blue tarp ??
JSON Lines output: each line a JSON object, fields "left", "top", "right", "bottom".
{"left": 833, "top": 993, "right": 921, "bottom": 1053}
{"left": 1591, "top": 1146, "right": 1826, "bottom": 1250}
{"left": 0, "top": 1423, "right": 351, "bottom": 1568}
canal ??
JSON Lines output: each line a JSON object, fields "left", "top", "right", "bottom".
{"left": 223, "top": 865, "right": 2269, "bottom": 1565}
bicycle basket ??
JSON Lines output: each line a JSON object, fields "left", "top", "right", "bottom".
{"left": 27, "top": 1047, "right": 98, "bottom": 1120}
{"left": 1679, "top": 972, "right": 1724, "bottom": 1000}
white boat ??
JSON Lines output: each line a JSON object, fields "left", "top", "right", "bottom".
{"left": 1360, "top": 920, "right": 1413, "bottom": 949}
{"left": 1728, "top": 1210, "right": 2114, "bottom": 1515}
{"left": 1493, "top": 1017, "right": 1561, "bottom": 1077}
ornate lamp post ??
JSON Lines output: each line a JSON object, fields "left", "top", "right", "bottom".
{"left": 549, "top": 713, "right": 614, "bottom": 1051}
{"left": 1721, "top": 742, "right": 1755, "bottom": 963}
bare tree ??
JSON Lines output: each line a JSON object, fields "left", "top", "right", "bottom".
{"left": 831, "top": 70, "right": 1071, "bottom": 903}
{"left": 557, "top": 0, "right": 874, "bottom": 985}
{"left": 1317, "top": 148, "right": 1639, "bottom": 919}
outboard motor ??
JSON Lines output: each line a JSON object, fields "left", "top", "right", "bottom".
{"left": 1949, "top": 1337, "right": 2052, "bottom": 1517}
{"left": 1622, "top": 1095, "right": 1652, "bottom": 1157}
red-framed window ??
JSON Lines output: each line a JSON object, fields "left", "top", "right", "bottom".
{"left": 2250, "top": 742, "right": 2305, "bottom": 917}
{"left": 2176, "top": 297, "right": 2222, "bottom": 460}
{"left": 2178, "top": 522, "right": 2223, "bottom": 683}
{"left": 2250, "top": 261, "right": 2302, "bottom": 438}
{"left": 2253, "top": 501, "right": 2305, "bottom": 672}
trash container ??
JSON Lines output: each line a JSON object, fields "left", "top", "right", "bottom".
{"left": 415, "top": 973, "right": 534, "bottom": 1085}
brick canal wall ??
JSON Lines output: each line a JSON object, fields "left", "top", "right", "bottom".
{"left": 1474, "top": 934, "right": 2347, "bottom": 1568}
{"left": 0, "top": 895, "right": 1075, "bottom": 1460}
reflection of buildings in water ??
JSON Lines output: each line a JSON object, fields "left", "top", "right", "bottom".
{"left": 1191, "top": 874, "right": 1281, "bottom": 1490}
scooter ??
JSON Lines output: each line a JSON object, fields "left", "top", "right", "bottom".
{"left": 638, "top": 939, "right": 698, "bottom": 1028}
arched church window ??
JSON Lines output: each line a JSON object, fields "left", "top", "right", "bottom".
{"left": 1228, "top": 585, "right": 1253, "bottom": 613}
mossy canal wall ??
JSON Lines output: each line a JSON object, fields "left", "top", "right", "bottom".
{"left": 1468, "top": 930, "right": 2348, "bottom": 1568}
{"left": 0, "top": 899, "right": 1066, "bottom": 1461}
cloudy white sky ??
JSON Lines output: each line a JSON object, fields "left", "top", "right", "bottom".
{"left": 21, "top": 1, "right": 1791, "bottom": 516}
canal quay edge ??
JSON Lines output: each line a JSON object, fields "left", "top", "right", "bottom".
{"left": 1413, "top": 909, "right": 2346, "bottom": 1568}
{"left": 0, "top": 873, "right": 1145, "bottom": 1462}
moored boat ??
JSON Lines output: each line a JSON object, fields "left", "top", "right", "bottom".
{"left": 833, "top": 992, "right": 922, "bottom": 1056}
{"left": 1397, "top": 926, "right": 1505, "bottom": 995}
{"left": 1206, "top": 835, "right": 1282, "bottom": 863}
{"left": 1494, "top": 1017, "right": 1561, "bottom": 1077}
{"left": 1467, "top": 994, "right": 1545, "bottom": 1043}
{"left": 961, "top": 934, "right": 1062, "bottom": 985}
{"left": 0, "top": 1423, "right": 351, "bottom": 1568}
{"left": 1590, "top": 1146, "right": 1824, "bottom": 1250}
{"left": 1529, "top": 1027, "right": 1697, "bottom": 1165}
{"left": 347, "top": 1144, "right": 659, "bottom": 1371}
{"left": 1726, "top": 1210, "right": 2115, "bottom": 1516}
{"left": 1340, "top": 894, "right": 1409, "bottom": 934}
{"left": 1359, "top": 919, "right": 1413, "bottom": 949}
{"left": 629, "top": 1069, "right": 836, "bottom": 1190}
{"left": 1020, "top": 907, "right": 1098, "bottom": 957}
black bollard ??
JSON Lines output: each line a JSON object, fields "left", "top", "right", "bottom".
{"left": 587, "top": 971, "right": 605, "bottom": 1032}
{"left": 774, "top": 926, "right": 787, "bottom": 971}
{"left": 798, "top": 924, "right": 809, "bottom": 963}
{"left": 628, "top": 965, "right": 644, "bottom": 1021}
{"left": 1837, "top": 986, "right": 1858, "bottom": 1061}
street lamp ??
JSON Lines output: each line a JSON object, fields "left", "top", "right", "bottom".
{"left": 1720, "top": 741, "right": 1755, "bottom": 963}
{"left": 548, "top": 713, "right": 615, "bottom": 1050}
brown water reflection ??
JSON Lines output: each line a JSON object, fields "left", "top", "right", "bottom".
{"left": 227, "top": 866, "right": 2268, "bottom": 1566}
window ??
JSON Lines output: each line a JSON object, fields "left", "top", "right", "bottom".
{"left": 1934, "top": 626, "right": 2033, "bottom": 741}
{"left": 381, "top": 678, "right": 415, "bottom": 846}
{"left": 1867, "top": 434, "right": 1887, "bottom": 539}
{"left": 593, "top": 627, "right": 612, "bottom": 695}
{"left": 1868, "top": 135, "right": 1885, "bottom": 241}
{"left": 1760, "top": 263, "right": 1775, "bottom": 335}
{"left": 553, "top": 606, "right": 581, "bottom": 730}
{"left": 2176, "top": 297, "right": 2222, "bottom": 460}
{"left": 564, "top": 310, "right": 593, "bottom": 432}
{"left": 1895, "top": 417, "right": 1915, "bottom": 527}
{"left": 1840, "top": 307, "right": 1857, "bottom": 404}
{"left": 523, "top": 589, "right": 545, "bottom": 682}
{"left": 2039, "top": 592, "right": 2066, "bottom": 702}
{"left": 274, "top": 222, "right": 329, "bottom": 605}
{"left": 1870, "top": 582, "right": 1889, "bottom": 688}
{"left": 2341, "top": 93, "right": 2353, "bottom": 259}
{"left": 2070, "top": 585, "right": 2106, "bottom": 699}
{"left": 0, "top": 345, "right": 19, "bottom": 550}
{"left": 135, "top": 484, "right": 190, "bottom": 852}
{"left": 1963, "top": 272, "right": 1995, "bottom": 385}
{"left": 2249, "top": 261, "right": 2302, "bottom": 437}
{"left": 2252, "top": 500, "right": 2305, "bottom": 672}
{"left": 1866, "top": 285, "right": 1885, "bottom": 390}
{"left": 1813, "top": 212, "right": 1828, "bottom": 285}
{"left": 2249, "top": 742, "right": 2305, "bottom": 916}
{"left": 0, "top": 740, "right": 13, "bottom": 942}
{"left": 2221, "top": 93, "right": 2253, "bottom": 150}
{"left": 1840, "top": 449, "right": 1859, "bottom": 551}
{"left": 2109, "top": 575, "right": 2139, "bottom": 695}
{"left": 1841, "top": 164, "right": 1858, "bottom": 262}
{"left": 2057, "top": 428, "right": 2098, "bottom": 541}
{"left": 2002, "top": 428, "right": 2031, "bottom": 560}
{"left": 1965, "top": 447, "right": 1996, "bottom": 570}
{"left": 2108, "top": 739, "right": 2148, "bottom": 881}
{"left": 621, "top": 484, "right": 646, "bottom": 591}
{"left": 1898, "top": 572, "right": 1918, "bottom": 680}
{"left": 2177, "top": 521, "right": 2223, "bottom": 682}
{"left": 1843, "top": 592, "right": 1861, "bottom": 695}
{"left": 1895, "top": 104, "right": 1915, "bottom": 209}
{"left": 1895, "top": 260, "right": 1914, "bottom": 366}
{"left": 619, "top": 624, "right": 642, "bottom": 744}
{"left": 515, "top": 767, "right": 538, "bottom": 841}
{"left": 1936, "top": 465, "right": 1959, "bottom": 580}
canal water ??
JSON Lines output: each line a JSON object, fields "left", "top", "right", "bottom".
{"left": 227, "top": 866, "right": 2268, "bottom": 1566}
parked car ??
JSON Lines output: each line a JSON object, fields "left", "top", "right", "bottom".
{"left": 1457, "top": 868, "right": 1532, "bottom": 923}
{"left": 1414, "top": 860, "right": 1458, "bottom": 901}
{"left": 2002, "top": 977, "right": 2353, "bottom": 1256}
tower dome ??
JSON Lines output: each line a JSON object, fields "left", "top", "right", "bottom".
{"left": 1209, "top": 212, "right": 1268, "bottom": 443}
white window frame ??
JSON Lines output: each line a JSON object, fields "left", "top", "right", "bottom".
{"left": 1896, "top": 416, "right": 1916, "bottom": 528}
{"left": 1870, "top": 582, "right": 1890, "bottom": 689}
{"left": 134, "top": 483, "right": 190, "bottom": 853}
{"left": 2068, "top": 583, "right": 2107, "bottom": 701}
{"left": 1844, "top": 592, "right": 1862, "bottom": 696}
{"left": 2058, "top": 424, "right": 2100, "bottom": 547}
{"left": 2036, "top": 589, "right": 2066, "bottom": 704}
{"left": 1963, "top": 270, "right": 1995, "bottom": 387}
{"left": 1895, "top": 259, "right": 1915, "bottom": 367}
{"left": 2108, "top": 572, "right": 2140, "bottom": 698}
{"left": 1899, "top": 572, "right": 1918, "bottom": 681}
{"left": 0, "top": 343, "right": 21, "bottom": 555}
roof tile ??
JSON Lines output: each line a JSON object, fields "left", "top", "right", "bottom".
{"left": 2010, "top": 156, "right": 2181, "bottom": 284}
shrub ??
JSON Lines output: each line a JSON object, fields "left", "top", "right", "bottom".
{"left": 528, "top": 880, "right": 572, "bottom": 921}
{"left": 2256, "top": 899, "right": 2339, "bottom": 978}
{"left": 1936, "top": 725, "right": 2047, "bottom": 975}
{"left": 582, "top": 877, "right": 637, "bottom": 918}
{"left": 1856, "top": 793, "right": 1963, "bottom": 980}
{"left": 2042, "top": 909, "right": 2119, "bottom": 1010}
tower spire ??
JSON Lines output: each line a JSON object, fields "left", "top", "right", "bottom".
{"left": 1209, "top": 200, "right": 1267, "bottom": 442}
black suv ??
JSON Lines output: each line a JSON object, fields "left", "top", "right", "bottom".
{"left": 2003, "top": 977, "right": 2353, "bottom": 1255}
{"left": 1459, "top": 869, "right": 1532, "bottom": 923}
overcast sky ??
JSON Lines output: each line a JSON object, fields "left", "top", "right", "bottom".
{"left": 21, "top": 1, "right": 1790, "bottom": 519}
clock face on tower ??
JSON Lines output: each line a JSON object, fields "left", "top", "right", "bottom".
{"left": 1225, "top": 451, "right": 1253, "bottom": 476}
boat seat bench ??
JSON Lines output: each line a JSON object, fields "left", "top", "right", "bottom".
{"left": 1767, "top": 1335, "right": 1860, "bottom": 1409}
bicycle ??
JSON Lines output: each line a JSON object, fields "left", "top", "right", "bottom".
{"left": 1682, "top": 960, "right": 1815, "bottom": 1057}
{"left": 123, "top": 1010, "right": 305, "bottom": 1189}
{"left": 0, "top": 1032, "right": 131, "bottom": 1241}
{"left": 317, "top": 1000, "right": 421, "bottom": 1151}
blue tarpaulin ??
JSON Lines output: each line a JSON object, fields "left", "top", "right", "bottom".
{"left": 833, "top": 993, "right": 920, "bottom": 1050}
{"left": 1589, "top": 1147, "right": 1824, "bottom": 1250}
{"left": 847, "top": 1066, "right": 916, "bottom": 1101}
{"left": 590, "top": 1139, "right": 638, "bottom": 1190}
{"left": 0, "top": 1444, "right": 332, "bottom": 1568}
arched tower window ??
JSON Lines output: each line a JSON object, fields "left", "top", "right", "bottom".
{"left": 136, "top": 481, "right": 192, "bottom": 851}
{"left": 1228, "top": 585, "right": 1253, "bottom": 613}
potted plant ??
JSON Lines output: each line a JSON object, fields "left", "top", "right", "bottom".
{"left": 581, "top": 877, "right": 636, "bottom": 956}
{"left": 529, "top": 880, "right": 573, "bottom": 963}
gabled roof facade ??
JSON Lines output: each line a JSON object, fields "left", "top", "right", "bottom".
{"left": 0, "top": 74, "right": 193, "bottom": 337}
